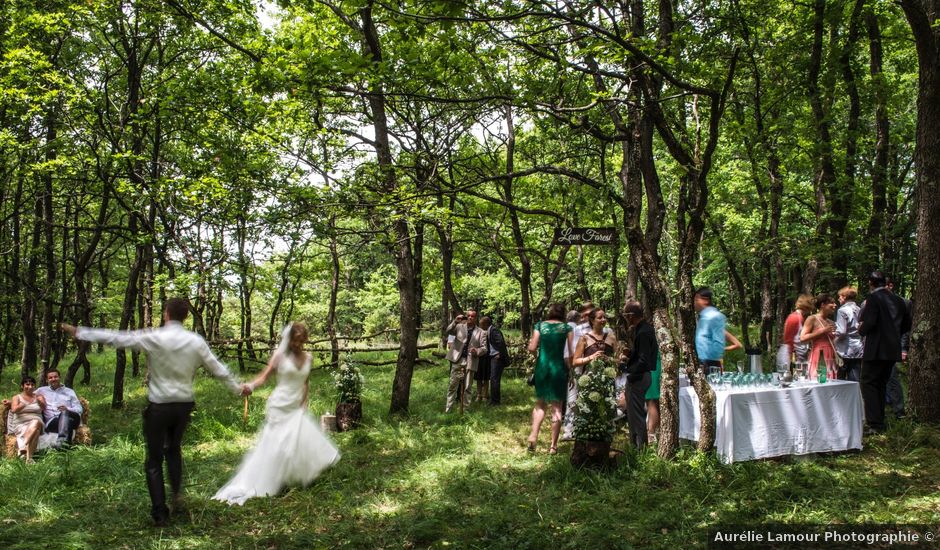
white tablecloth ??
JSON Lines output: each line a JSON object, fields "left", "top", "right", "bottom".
{"left": 679, "top": 380, "right": 864, "bottom": 463}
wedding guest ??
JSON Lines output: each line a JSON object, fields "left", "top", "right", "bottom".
{"left": 724, "top": 330, "right": 742, "bottom": 353}
{"left": 35, "top": 368, "right": 83, "bottom": 447}
{"left": 527, "top": 303, "right": 573, "bottom": 455}
{"left": 884, "top": 276, "right": 912, "bottom": 419}
{"left": 61, "top": 297, "right": 252, "bottom": 527}
{"left": 562, "top": 302, "right": 597, "bottom": 440}
{"left": 859, "top": 271, "right": 911, "bottom": 433}
{"left": 694, "top": 287, "right": 726, "bottom": 371}
{"left": 474, "top": 329, "right": 492, "bottom": 404}
{"left": 566, "top": 309, "right": 579, "bottom": 326}
{"left": 7, "top": 377, "right": 47, "bottom": 463}
{"left": 444, "top": 311, "right": 487, "bottom": 413}
{"left": 480, "top": 316, "right": 510, "bottom": 406}
{"left": 620, "top": 301, "right": 657, "bottom": 449}
{"left": 834, "top": 287, "right": 863, "bottom": 381}
{"left": 800, "top": 293, "right": 838, "bottom": 380}
{"left": 572, "top": 308, "right": 617, "bottom": 370}
{"left": 779, "top": 294, "right": 815, "bottom": 366}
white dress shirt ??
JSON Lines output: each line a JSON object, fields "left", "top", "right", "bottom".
{"left": 35, "top": 384, "right": 83, "bottom": 423}
{"left": 76, "top": 321, "right": 242, "bottom": 404}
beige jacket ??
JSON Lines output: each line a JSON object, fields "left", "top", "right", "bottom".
{"left": 445, "top": 320, "right": 488, "bottom": 372}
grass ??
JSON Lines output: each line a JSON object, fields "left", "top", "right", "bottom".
{"left": 1, "top": 349, "right": 938, "bottom": 549}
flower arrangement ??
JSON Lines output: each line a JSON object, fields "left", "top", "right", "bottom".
{"left": 333, "top": 354, "right": 364, "bottom": 404}
{"left": 572, "top": 357, "right": 619, "bottom": 443}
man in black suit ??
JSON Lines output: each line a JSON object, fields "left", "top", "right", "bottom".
{"left": 480, "top": 316, "right": 511, "bottom": 405}
{"left": 859, "top": 271, "right": 913, "bottom": 433}
{"left": 621, "top": 301, "right": 658, "bottom": 449}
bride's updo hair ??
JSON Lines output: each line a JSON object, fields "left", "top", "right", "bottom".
{"left": 287, "top": 322, "right": 308, "bottom": 356}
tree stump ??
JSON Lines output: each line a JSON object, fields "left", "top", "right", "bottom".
{"left": 570, "top": 439, "right": 612, "bottom": 469}
{"left": 335, "top": 401, "right": 362, "bottom": 432}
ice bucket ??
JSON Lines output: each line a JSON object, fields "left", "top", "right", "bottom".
{"left": 747, "top": 349, "right": 763, "bottom": 374}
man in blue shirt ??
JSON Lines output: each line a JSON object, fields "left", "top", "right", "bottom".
{"left": 694, "top": 287, "right": 726, "bottom": 370}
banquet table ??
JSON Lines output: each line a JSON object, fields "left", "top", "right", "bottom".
{"left": 678, "top": 379, "right": 864, "bottom": 463}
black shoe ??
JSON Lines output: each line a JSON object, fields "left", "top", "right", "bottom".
{"left": 170, "top": 493, "right": 186, "bottom": 515}
{"left": 152, "top": 515, "right": 168, "bottom": 528}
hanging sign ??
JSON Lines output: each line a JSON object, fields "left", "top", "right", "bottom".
{"left": 553, "top": 227, "right": 617, "bottom": 245}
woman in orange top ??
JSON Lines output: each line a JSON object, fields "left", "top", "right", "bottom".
{"left": 781, "top": 294, "right": 815, "bottom": 364}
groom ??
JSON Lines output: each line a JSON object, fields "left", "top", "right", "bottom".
{"left": 61, "top": 297, "right": 251, "bottom": 527}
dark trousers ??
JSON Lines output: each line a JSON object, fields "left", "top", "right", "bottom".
{"left": 143, "top": 401, "right": 194, "bottom": 520}
{"left": 885, "top": 363, "right": 905, "bottom": 416}
{"left": 489, "top": 357, "right": 505, "bottom": 405}
{"left": 44, "top": 411, "right": 81, "bottom": 444}
{"left": 861, "top": 360, "right": 893, "bottom": 431}
{"left": 838, "top": 358, "right": 862, "bottom": 382}
{"left": 626, "top": 372, "right": 651, "bottom": 449}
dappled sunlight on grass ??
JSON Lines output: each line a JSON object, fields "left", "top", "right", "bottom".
{"left": 2, "top": 351, "right": 939, "bottom": 548}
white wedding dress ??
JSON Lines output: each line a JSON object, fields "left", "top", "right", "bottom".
{"left": 213, "top": 353, "right": 340, "bottom": 505}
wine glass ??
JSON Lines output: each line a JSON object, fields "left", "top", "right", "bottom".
{"left": 708, "top": 365, "right": 721, "bottom": 386}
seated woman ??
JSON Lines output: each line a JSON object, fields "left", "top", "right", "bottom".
{"left": 7, "top": 377, "right": 48, "bottom": 463}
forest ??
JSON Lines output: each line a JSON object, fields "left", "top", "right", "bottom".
{"left": 2, "top": 0, "right": 939, "bottom": 460}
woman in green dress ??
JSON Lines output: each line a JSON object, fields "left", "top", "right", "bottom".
{"left": 526, "top": 303, "right": 573, "bottom": 454}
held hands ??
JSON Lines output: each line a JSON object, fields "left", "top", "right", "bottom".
{"left": 240, "top": 384, "right": 253, "bottom": 397}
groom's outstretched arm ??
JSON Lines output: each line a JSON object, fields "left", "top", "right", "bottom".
{"left": 197, "top": 340, "right": 251, "bottom": 397}
{"left": 61, "top": 323, "right": 152, "bottom": 352}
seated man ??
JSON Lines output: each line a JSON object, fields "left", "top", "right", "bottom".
{"left": 35, "top": 368, "right": 83, "bottom": 447}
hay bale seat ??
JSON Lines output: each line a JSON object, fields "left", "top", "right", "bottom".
{"left": 1, "top": 397, "right": 91, "bottom": 458}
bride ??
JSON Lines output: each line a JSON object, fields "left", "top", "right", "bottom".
{"left": 213, "top": 322, "right": 340, "bottom": 505}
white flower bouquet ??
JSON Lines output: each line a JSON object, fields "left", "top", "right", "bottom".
{"left": 572, "top": 357, "right": 618, "bottom": 443}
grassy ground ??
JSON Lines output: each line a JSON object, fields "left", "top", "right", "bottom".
{"left": 1, "top": 350, "right": 938, "bottom": 549}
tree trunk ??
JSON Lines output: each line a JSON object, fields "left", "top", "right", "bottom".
{"left": 21, "top": 180, "right": 42, "bottom": 377}
{"left": 65, "top": 172, "right": 111, "bottom": 387}
{"left": 828, "top": 0, "right": 865, "bottom": 289}
{"left": 327, "top": 215, "right": 340, "bottom": 369}
{"left": 806, "top": 0, "right": 835, "bottom": 293}
{"left": 899, "top": 0, "right": 940, "bottom": 424}
{"left": 40, "top": 107, "right": 57, "bottom": 382}
{"left": 503, "top": 105, "right": 533, "bottom": 338}
{"left": 865, "top": 6, "right": 889, "bottom": 276}
{"left": 354, "top": 3, "right": 419, "bottom": 414}
{"left": 114, "top": 214, "right": 143, "bottom": 409}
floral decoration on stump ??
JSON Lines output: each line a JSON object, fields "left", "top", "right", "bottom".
{"left": 333, "top": 353, "right": 364, "bottom": 432}
{"left": 570, "top": 357, "right": 618, "bottom": 468}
